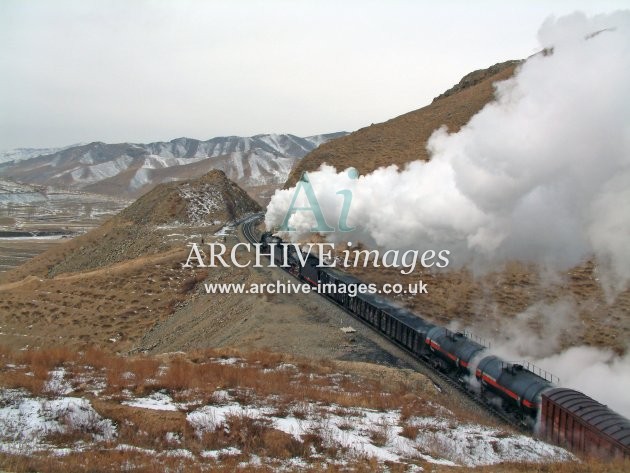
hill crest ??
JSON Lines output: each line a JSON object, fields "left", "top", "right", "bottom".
{"left": 285, "top": 60, "right": 519, "bottom": 188}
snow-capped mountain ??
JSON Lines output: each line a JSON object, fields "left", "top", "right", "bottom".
{"left": 0, "top": 133, "right": 346, "bottom": 196}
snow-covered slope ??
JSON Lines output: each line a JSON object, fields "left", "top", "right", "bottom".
{"left": 0, "top": 133, "right": 347, "bottom": 196}
{"left": 0, "top": 144, "right": 84, "bottom": 165}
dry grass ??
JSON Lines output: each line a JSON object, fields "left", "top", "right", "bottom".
{"left": 367, "top": 419, "right": 390, "bottom": 447}
{"left": 399, "top": 422, "right": 420, "bottom": 440}
{"left": 1, "top": 345, "right": 628, "bottom": 472}
{"left": 0, "top": 450, "right": 396, "bottom": 473}
{"left": 0, "top": 345, "right": 488, "bottom": 429}
{"left": 0, "top": 249, "right": 208, "bottom": 351}
{"left": 435, "top": 459, "right": 630, "bottom": 473}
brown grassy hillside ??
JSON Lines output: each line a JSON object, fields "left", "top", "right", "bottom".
{"left": 285, "top": 60, "right": 519, "bottom": 187}
{"left": 0, "top": 171, "right": 260, "bottom": 351}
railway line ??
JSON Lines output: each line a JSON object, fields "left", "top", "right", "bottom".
{"left": 240, "top": 214, "right": 526, "bottom": 432}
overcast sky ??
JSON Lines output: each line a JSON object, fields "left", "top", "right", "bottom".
{"left": 1, "top": 0, "right": 628, "bottom": 149}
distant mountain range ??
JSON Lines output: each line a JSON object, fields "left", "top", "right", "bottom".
{"left": 0, "top": 133, "right": 347, "bottom": 197}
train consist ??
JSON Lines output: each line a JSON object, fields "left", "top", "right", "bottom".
{"left": 259, "top": 231, "right": 630, "bottom": 459}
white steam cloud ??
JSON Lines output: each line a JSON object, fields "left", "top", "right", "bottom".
{"left": 265, "top": 11, "right": 630, "bottom": 417}
{"left": 266, "top": 11, "right": 630, "bottom": 293}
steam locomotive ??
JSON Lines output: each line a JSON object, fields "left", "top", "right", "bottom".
{"left": 259, "top": 231, "right": 630, "bottom": 458}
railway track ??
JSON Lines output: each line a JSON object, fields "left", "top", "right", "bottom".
{"left": 241, "top": 215, "right": 527, "bottom": 433}
{"left": 241, "top": 212, "right": 263, "bottom": 246}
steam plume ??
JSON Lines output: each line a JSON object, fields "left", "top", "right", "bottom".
{"left": 266, "top": 11, "right": 630, "bottom": 294}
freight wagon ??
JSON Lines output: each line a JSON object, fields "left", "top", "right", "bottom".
{"left": 541, "top": 388, "right": 630, "bottom": 459}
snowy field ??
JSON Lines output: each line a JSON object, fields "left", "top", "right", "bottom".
{"left": 0, "top": 351, "right": 574, "bottom": 471}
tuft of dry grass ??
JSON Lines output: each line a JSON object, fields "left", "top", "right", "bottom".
{"left": 399, "top": 422, "right": 420, "bottom": 440}
{"left": 367, "top": 419, "right": 391, "bottom": 447}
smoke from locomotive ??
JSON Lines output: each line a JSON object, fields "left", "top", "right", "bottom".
{"left": 266, "top": 11, "right": 630, "bottom": 297}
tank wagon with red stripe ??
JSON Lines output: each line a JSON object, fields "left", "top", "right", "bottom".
{"left": 475, "top": 356, "right": 555, "bottom": 417}
{"left": 425, "top": 326, "right": 485, "bottom": 376}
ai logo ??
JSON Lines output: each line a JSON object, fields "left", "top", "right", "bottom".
{"left": 280, "top": 168, "right": 358, "bottom": 232}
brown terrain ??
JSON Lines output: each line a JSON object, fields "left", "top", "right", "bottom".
{"left": 5, "top": 345, "right": 618, "bottom": 472}
{"left": 1, "top": 61, "right": 628, "bottom": 471}
{"left": 0, "top": 170, "right": 260, "bottom": 352}
{"left": 283, "top": 59, "right": 630, "bottom": 354}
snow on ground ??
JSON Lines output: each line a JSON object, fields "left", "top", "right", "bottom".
{"left": 44, "top": 368, "right": 73, "bottom": 396}
{"left": 214, "top": 225, "right": 234, "bottom": 237}
{"left": 70, "top": 155, "right": 134, "bottom": 185}
{"left": 200, "top": 446, "right": 242, "bottom": 459}
{"left": 0, "top": 147, "right": 64, "bottom": 164}
{"left": 184, "top": 401, "right": 572, "bottom": 467}
{"left": 0, "top": 389, "right": 115, "bottom": 454}
{"left": 0, "top": 354, "right": 574, "bottom": 468}
{"left": 178, "top": 183, "right": 222, "bottom": 225}
{"left": 210, "top": 356, "right": 243, "bottom": 365}
{"left": 129, "top": 167, "right": 151, "bottom": 191}
{"left": 409, "top": 417, "right": 574, "bottom": 467}
{"left": 122, "top": 391, "right": 188, "bottom": 411}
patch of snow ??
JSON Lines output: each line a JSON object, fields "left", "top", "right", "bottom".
{"left": 115, "top": 444, "right": 156, "bottom": 455}
{"left": 69, "top": 155, "right": 134, "bottom": 185}
{"left": 201, "top": 446, "right": 241, "bottom": 458}
{"left": 177, "top": 183, "right": 223, "bottom": 225}
{"left": 129, "top": 168, "right": 152, "bottom": 191}
{"left": 0, "top": 391, "right": 116, "bottom": 454}
{"left": 409, "top": 417, "right": 575, "bottom": 467}
{"left": 159, "top": 448, "right": 195, "bottom": 459}
{"left": 0, "top": 147, "right": 65, "bottom": 164}
{"left": 230, "top": 152, "right": 245, "bottom": 180}
{"left": 187, "top": 403, "right": 255, "bottom": 434}
{"left": 185, "top": 400, "right": 572, "bottom": 467}
{"left": 211, "top": 357, "right": 243, "bottom": 365}
{"left": 122, "top": 391, "right": 185, "bottom": 411}
{"left": 211, "top": 390, "right": 232, "bottom": 403}
{"left": 44, "top": 368, "right": 73, "bottom": 396}
{"left": 214, "top": 225, "right": 234, "bottom": 236}
{"left": 165, "top": 431, "right": 182, "bottom": 444}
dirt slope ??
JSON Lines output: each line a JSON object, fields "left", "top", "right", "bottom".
{"left": 0, "top": 171, "right": 260, "bottom": 351}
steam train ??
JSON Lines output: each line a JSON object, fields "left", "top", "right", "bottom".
{"left": 260, "top": 232, "right": 630, "bottom": 459}
{"left": 260, "top": 233, "right": 550, "bottom": 419}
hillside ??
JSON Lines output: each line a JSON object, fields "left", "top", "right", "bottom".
{"left": 285, "top": 61, "right": 519, "bottom": 187}
{"left": 278, "top": 58, "right": 630, "bottom": 374}
{"left": 0, "top": 133, "right": 347, "bottom": 199}
{"left": 2, "top": 170, "right": 259, "bottom": 281}
{"left": 0, "top": 170, "right": 260, "bottom": 350}
{"left": 0, "top": 346, "right": 591, "bottom": 472}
